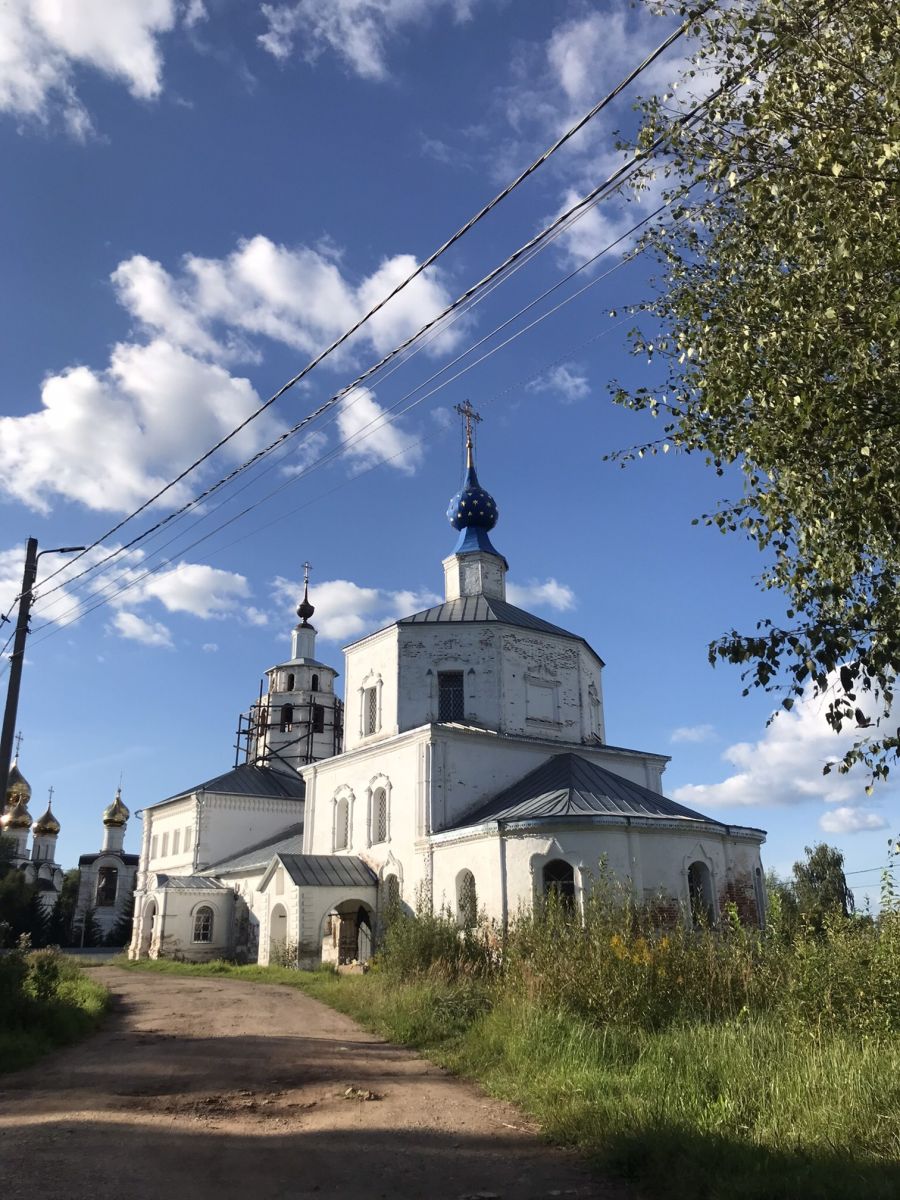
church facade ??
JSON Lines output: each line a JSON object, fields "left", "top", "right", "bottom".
{"left": 129, "top": 424, "right": 766, "bottom": 967}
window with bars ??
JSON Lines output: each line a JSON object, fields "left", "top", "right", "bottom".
{"left": 373, "top": 788, "right": 388, "bottom": 843}
{"left": 192, "top": 906, "right": 214, "bottom": 943}
{"left": 438, "top": 671, "right": 465, "bottom": 722}
{"left": 363, "top": 686, "right": 378, "bottom": 735}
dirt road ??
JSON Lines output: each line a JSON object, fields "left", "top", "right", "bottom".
{"left": 0, "top": 968, "right": 615, "bottom": 1200}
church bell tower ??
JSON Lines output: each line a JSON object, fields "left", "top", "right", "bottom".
{"left": 246, "top": 566, "right": 342, "bottom": 773}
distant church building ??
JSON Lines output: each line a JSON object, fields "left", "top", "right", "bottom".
{"left": 74, "top": 789, "right": 139, "bottom": 940}
{"left": 0, "top": 749, "right": 65, "bottom": 913}
{"left": 130, "top": 410, "right": 766, "bottom": 966}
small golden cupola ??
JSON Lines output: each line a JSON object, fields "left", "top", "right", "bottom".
{"left": 5, "top": 758, "right": 32, "bottom": 809}
{"left": 33, "top": 797, "right": 61, "bottom": 838}
{"left": 1, "top": 796, "right": 32, "bottom": 831}
{"left": 103, "top": 787, "right": 130, "bottom": 827}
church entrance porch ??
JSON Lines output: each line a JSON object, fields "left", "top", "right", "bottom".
{"left": 321, "top": 900, "right": 374, "bottom": 968}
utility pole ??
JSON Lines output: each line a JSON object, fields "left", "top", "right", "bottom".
{"left": 0, "top": 538, "right": 85, "bottom": 805}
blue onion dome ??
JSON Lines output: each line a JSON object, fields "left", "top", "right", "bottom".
{"left": 447, "top": 460, "right": 499, "bottom": 532}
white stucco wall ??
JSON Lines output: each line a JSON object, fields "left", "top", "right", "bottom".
{"left": 343, "top": 626, "right": 399, "bottom": 752}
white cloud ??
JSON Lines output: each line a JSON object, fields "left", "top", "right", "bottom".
{"left": 0, "top": 0, "right": 185, "bottom": 135}
{"left": 272, "top": 575, "right": 440, "bottom": 642}
{"left": 507, "top": 578, "right": 576, "bottom": 613}
{"left": 258, "top": 0, "right": 483, "bottom": 81}
{"left": 140, "top": 563, "right": 250, "bottom": 618}
{"left": 112, "top": 237, "right": 463, "bottom": 362}
{"left": 336, "top": 387, "right": 423, "bottom": 475}
{"left": 673, "top": 676, "right": 895, "bottom": 825}
{"left": 527, "top": 362, "right": 590, "bottom": 403}
{"left": 0, "top": 338, "right": 278, "bottom": 514}
{"left": 671, "top": 724, "right": 717, "bottom": 744}
{"left": 201, "top": 642, "right": 218, "bottom": 653}
{"left": 110, "top": 611, "right": 173, "bottom": 648}
{"left": 820, "top": 807, "right": 888, "bottom": 835}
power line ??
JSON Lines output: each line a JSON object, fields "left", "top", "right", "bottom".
{"left": 26, "top": 191, "right": 707, "bottom": 645}
{"left": 30, "top": 11, "right": 702, "bottom": 601}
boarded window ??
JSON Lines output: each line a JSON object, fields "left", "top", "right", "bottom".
{"left": 363, "top": 686, "right": 378, "bottom": 735}
{"left": 438, "top": 671, "right": 465, "bottom": 722}
{"left": 193, "top": 906, "right": 214, "bottom": 943}
{"left": 96, "top": 867, "right": 118, "bottom": 907}
{"left": 312, "top": 703, "right": 325, "bottom": 734}
{"left": 373, "top": 788, "right": 388, "bottom": 843}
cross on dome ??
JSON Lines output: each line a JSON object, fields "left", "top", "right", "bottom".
{"left": 297, "top": 561, "right": 315, "bottom": 627}
{"left": 446, "top": 401, "right": 503, "bottom": 558}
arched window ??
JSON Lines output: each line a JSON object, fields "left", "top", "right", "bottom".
{"left": 383, "top": 874, "right": 401, "bottom": 922}
{"left": 286, "top": 673, "right": 295, "bottom": 691}
{"left": 373, "top": 787, "right": 388, "bottom": 843}
{"left": 334, "top": 797, "right": 350, "bottom": 851}
{"left": 457, "top": 870, "right": 477, "bottom": 928}
{"left": 542, "top": 859, "right": 575, "bottom": 908}
{"left": 312, "top": 703, "right": 325, "bottom": 734}
{"left": 280, "top": 703, "right": 294, "bottom": 732}
{"left": 193, "top": 906, "right": 214, "bottom": 943}
{"left": 96, "top": 866, "right": 118, "bottom": 907}
{"left": 688, "top": 861, "right": 715, "bottom": 927}
{"left": 311, "top": 673, "right": 319, "bottom": 692}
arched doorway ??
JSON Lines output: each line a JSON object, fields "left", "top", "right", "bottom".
{"left": 688, "top": 861, "right": 715, "bottom": 927}
{"left": 269, "top": 903, "right": 288, "bottom": 963}
{"left": 321, "top": 900, "right": 374, "bottom": 966}
{"left": 140, "top": 901, "right": 157, "bottom": 957}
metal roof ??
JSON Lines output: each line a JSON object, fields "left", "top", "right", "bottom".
{"left": 162, "top": 763, "right": 306, "bottom": 804}
{"left": 203, "top": 822, "right": 305, "bottom": 874}
{"left": 459, "top": 753, "right": 727, "bottom": 828}
{"left": 154, "top": 874, "right": 229, "bottom": 890}
{"left": 277, "top": 854, "right": 377, "bottom": 889}
{"left": 78, "top": 852, "right": 140, "bottom": 866}
{"left": 396, "top": 596, "right": 604, "bottom": 664}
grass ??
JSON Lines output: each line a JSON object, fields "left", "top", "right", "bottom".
{"left": 120, "top": 955, "right": 900, "bottom": 1199}
{"left": 0, "top": 948, "right": 109, "bottom": 1073}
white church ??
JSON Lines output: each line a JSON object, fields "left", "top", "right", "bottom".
{"left": 129, "top": 412, "right": 766, "bottom": 967}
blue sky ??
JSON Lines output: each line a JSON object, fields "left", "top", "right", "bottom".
{"left": 0, "top": 0, "right": 893, "bottom": 907}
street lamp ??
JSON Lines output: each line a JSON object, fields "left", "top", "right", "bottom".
{"left": 0, "top": 538, "right": 87, "bottom": 805}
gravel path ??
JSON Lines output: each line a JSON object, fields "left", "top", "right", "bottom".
{"left": 0, "top": 967, "right": 620, "bottom": 1200}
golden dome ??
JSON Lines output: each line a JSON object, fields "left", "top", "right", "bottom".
{"left": 6, "top": 759, "right": 31, "bottom": 806}
{"left": 1, "top": 797, "right": 32, "bottom": 831}
{"left": 102, "top": 788, "right": 130, "bottom": 827}
{"left": 33, "top": 801, "right": 60, "bottom": 837}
